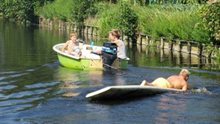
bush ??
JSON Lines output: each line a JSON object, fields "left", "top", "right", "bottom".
{"left": 134, "top": 4, "right": 209, "bottom": 42}
{"left": 37, "top": 2, "right": 216, "bottom": 45}
{"left": 119, "top": 2, "right": 138, "bottom": 42}
{"left": 199, "top": 2, "right": 220, "bottom": 45}
{"left": 1, "top": 0, "right": 53, "bottom": 23}
{"left": 37, "top": 0, "right": 73, "bottom": 21}
{"left": 95, "top": 3, "right": 120, "bottom": 37}
{"left": 95, "top": 2, "right": 139, "bottom": 41}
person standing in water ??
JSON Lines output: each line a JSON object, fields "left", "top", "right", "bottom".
{"left": 108, "top": 29, "right": 127, "bottom": 59}
{"left": 102, "top": 29, "right": 127, "bottom": 66}
{"left": 140, "top": 69, "right": 190, "bottom": 91}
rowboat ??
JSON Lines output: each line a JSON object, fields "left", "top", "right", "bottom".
{"left": 53, "top": 43, "right": 129, "bottom": 70}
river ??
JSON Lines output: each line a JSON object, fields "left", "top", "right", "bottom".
{"left": 0, "top": 19, "right": 220, "bottom": 124}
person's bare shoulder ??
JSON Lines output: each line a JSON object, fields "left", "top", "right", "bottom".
{"left": 66, "top": 40, "right": 71, "bottom": 43}
{"left": 167, "top": 75, "right": 179, "bottom": 80}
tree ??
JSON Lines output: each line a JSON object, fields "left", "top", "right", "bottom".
{"left": 200, "top": 2, "right": 220, "bottom": 45}
{"left": 71, "top": 0, "right": 96, "bottom": 37}
{"left": 119, "top": 2, "right": 138, "bottom": 44}
{"left": 0, "top": 0, "right": 54, "bottom": 23}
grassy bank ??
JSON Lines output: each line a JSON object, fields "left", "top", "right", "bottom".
{"left": 1, "top": 0, "right": 218, "bottom": 44}
{"left": 92, "top": 3, "right": 208, "bottom": 43}
{"left": 134, "top": 5, "right": 208, "bottom": 43}
{"left": 36, "top": 0, "right": 73, "bottom": 21}
{"left": 37, "top": 1, "right": 217, "bottom": 44}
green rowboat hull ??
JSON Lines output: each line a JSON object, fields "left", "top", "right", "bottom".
{"left": 57, "top": 53, "right": 103, "bottom": 70}
{"left": 53, "top": 43, "right": 129, "bottom": 70}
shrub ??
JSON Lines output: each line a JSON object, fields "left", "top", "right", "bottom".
{"left": 199, "top": 2, "right": 220, "bottom": 45}
{"left": 95, "top": 3, "right": 120, "bottom": 38}
{"left": 119, "top": 2, "right": 138, "bottom": 42}
{"left": 134, "top": 4, "right": 209, "bottom": 42}
{"left": 37, "top": 0, "right": 73, "bottom": 21}
{"left": 95, "top": 2, "right": 138, "bottom": 41}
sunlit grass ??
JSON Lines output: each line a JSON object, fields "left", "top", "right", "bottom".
{"left": 38, "top": 2, "right": 209, "bottom": 43}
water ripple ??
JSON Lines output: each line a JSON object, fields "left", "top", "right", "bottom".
{"left": 25, "top": 81, "right": 60, "bottom": 89}
{"left": 0, "top": 85, "right": 17, "bottom": 91}
{"left": 0, "top": 104, "right": 33, "bottom": 115}
{"left": 0, "top": 72, "right": 28, "bottom": 83}
{"left": 0, "top": 97, "right": 44, "bottom": 107}
{"left": 2, "top": 89, "right": 49, "bottom": 100}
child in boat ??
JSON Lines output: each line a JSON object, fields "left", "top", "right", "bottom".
{"left": 140, "top": 69, "right": 190, "bottom": 91}
{"left": 61, "top": 32, "right": 81, "bottom": 56}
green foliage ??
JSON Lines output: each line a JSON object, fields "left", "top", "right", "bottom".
{"left": 1, "top": 1, "right": 33, "bottom": 23}
{"left": 0, "top": 0, "right": 3, "bottom": 13}
{"left": 95, "top": 3, "right": 120, "bottom": 37}
{"left": 37, "top": 0, "right": 73, "bottom": 21}
{"left": 70, "top": 0, "right": 97, "bottom": 37}
{"left": 71, "top": 0, "right": 96, "bottom": 26}
{"left": 95, "top": 2, "right": 138, "bottom": 41}
{"left": 38, "top": 0, "right": 97, "bottom": 31}
{"left": 96, "top": 0, "right": 207, "bottom": 4}
{"left": 1, "top": 0, "right": 54, "bottom": 23}
{"left": 1, "top": 0, "right": 216, "bottom": 45}
{"left": 119, "top": 2, "right": 138, "bottom": 42}
{"left": 134, "top": 4, "right": 209, "bottom": 42}
{"left": 217, "top": 49, "right": 220, "bottom": 63}
{"left": 199, "top": 3, "right": 220, "bottom": 45}
{"left": 95, "top": 3, "right": 210, "bottom": 43}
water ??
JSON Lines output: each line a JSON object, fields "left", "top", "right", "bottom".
{"left": 0, "top": 20, "right": 220, "bottom": 124}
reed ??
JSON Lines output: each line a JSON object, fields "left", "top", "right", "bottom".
{"left": 133, "top": 4, "right": 209, "bottom": 42}
{"left": 37, "top": 0, "right": 73, "bottom": 21}
{"left": 38, "top": 2, "right": 210, "bottom": 44}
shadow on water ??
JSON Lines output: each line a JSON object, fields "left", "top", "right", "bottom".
{"left": 87, "top": 94, "right": 166, "bottom": 105}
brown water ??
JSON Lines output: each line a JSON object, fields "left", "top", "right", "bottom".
{"left": 0, "top": 19, "right": 220, "bottom": 124}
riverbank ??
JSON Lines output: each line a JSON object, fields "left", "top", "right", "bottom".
{"left": 38, "top": 17, "right": 220, "bottom": 62}
{"left": 37, "top": 2, "right": 219, "bottom": 44}
{"left": 1, "top": 1, "right": 219, "bottom": 45}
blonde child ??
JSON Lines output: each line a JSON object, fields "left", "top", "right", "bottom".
{"left": 61, "top": 32, "right": 81, "bottom": 56}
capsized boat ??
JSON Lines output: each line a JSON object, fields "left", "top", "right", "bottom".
{"left": 53, "top": 43, "right": 129, "bottom": 70}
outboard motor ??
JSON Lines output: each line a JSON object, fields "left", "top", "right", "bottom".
{"left": 102, "top": 42, "right": 117, "bottom": 66}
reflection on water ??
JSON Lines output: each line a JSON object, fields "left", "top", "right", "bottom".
{"left": 0, "top": 19, "right": 220, "bottom": 124}
{"left": 154, "top": 94, "right": 187, "bottom": 124}
{"left": 54, "top": 66, "right": 104, "bottom": 86}
{"left": 54, "top": 66, "right": 104, "bottom": 97}
{"left": 128, "top": 45, "right": 219, "bottom": 70}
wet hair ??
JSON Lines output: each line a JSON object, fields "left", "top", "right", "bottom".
{"left": 109, "top": 29, "right": 121, "bottom": 39}
{"left": 70, "top": 32, "right": 78, "bottom": 38}
{"left": 179, "top": 69, "right": 190, "bottom": 76}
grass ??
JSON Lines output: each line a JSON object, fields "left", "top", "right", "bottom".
{"left": 37, "top": 2, "right": 209, "bottom": 43}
